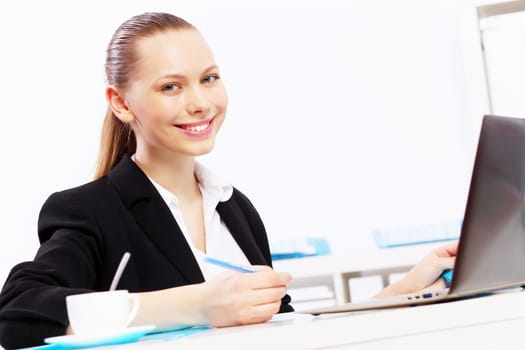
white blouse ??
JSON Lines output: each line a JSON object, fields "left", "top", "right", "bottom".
{"left": 138, "top": 160, "right": 251, "bottom": 280}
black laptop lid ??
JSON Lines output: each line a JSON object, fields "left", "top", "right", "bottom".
{"left": 451, "top": 115, "right": 525, "bottom": 295}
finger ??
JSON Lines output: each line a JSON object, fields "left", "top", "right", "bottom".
{"left": 436, "top": 241, "right": 459, "bottom": 257}
{"left": 244, "top": 271, "right": 292, "bottom": 289}
{"left": 248, "top": 286, "right": 287, "bottom": 306}
{"left": 436, "top": 256, "right": 455, "bottom": 270}
{"left": 244, "top": 301, "right": 282, "bottom": 324}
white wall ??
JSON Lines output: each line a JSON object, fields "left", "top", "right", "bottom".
{"left": 0, "top": 0, "right": 492, "bottom": 285}
{"left": 480, "top": 10, "right": 525, "bottom": 116}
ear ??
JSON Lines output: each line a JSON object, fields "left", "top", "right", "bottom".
{"left": 106, "top": 86, "right": 134, "bottom": 123}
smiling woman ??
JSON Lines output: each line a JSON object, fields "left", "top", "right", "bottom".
{"left": 0, "top": 12, "right": 292, "bottom": 349}
{"left": 0, "top": 9, "right": 460, "bottom": 350}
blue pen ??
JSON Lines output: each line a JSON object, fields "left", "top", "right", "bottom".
{"left": 203, "top": 256, "right": 256, "bottom": 273}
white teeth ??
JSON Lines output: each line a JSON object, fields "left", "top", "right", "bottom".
{"left": 182, "top": 123, "right": 209, "bottom": 132}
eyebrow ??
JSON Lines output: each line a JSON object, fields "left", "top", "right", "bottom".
{"left": 158, "top": 65, "right": 219, "bottom": 80}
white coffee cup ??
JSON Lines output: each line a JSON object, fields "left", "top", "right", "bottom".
{"left": 66, "top": 290, "right": 140, "bottom": 335}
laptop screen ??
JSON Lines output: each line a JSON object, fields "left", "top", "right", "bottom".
{"left": 451, "top": 115, "right": 525, "bottom": 295}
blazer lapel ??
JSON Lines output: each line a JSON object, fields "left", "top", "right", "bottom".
{"left": 217, "top": 199, "right": 267, "bottom": 265}
{"left": 107, "top": 156, "right": 204, "bottom": 283}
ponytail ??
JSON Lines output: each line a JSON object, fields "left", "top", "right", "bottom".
{"left": 94, "top": 107, "right": 136, "bottom": 179}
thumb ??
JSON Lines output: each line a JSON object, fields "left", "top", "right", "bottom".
{"left": 437, "top": 256, "right": 455, "bottom": 270}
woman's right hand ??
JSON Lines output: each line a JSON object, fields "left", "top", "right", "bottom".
{"left": 198, "top": 266, "right": 292, "bottom": 327}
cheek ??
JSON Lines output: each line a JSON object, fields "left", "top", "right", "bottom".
{"left": 212, "top": 85, "right": 228, "bottom": 113}
{"left": 136, "top": 99, "right": 179, "bottom": 126}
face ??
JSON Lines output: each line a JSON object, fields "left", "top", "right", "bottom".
{"left": 115, "top": 29, "right": 228, "bottom": 159}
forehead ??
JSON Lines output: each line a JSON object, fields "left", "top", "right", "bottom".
{"left": 131, "top": 29, "right": 216, "bottom": 79}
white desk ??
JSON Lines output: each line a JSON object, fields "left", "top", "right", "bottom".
{"left": 273, "top": 242, "right": 445, "bottom": 304}
{"left": 111, "top": 289, "right": 525, "bottom": 349}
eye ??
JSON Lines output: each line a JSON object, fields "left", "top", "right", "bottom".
{"left": 161, "top": 83, "right": 181, "bottom": 93}
{"left": 202, "top": 74, "right": 220, "bottom": 84}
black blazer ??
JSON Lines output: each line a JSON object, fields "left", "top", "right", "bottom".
{"left": 0, "top": 156, "right": 292, "bottom": 349}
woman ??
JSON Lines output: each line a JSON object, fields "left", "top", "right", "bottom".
{"left": 0, "top": 12, "right": 456, "bottom": 349}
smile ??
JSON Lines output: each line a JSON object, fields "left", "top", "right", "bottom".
{"left": 179, "top": 123, "right": 209, "bottom": 132}
{"left": 175, "top": 118, "right": 214, "bottom": 137}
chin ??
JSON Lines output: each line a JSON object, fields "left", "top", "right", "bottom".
{"left": 191, "top": 143, "right": 216, "bottom": 157}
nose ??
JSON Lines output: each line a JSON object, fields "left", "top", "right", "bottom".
{"left": 185, "top": 85, "right": 210, "bottom": 116}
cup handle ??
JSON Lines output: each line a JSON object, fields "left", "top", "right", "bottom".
{"left": 126, "top": 293, "right": 140, "bottom": 326}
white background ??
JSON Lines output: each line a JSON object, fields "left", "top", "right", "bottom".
{"left": 480, "top": 10, "right": 525, "bottom": 116}
{"left": 0, "top": 0, "right": 498, "bottom": 285}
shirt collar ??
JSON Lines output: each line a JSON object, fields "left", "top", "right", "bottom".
{"left": 194, "top": 161, "right": 233, "bottom": 202}
{"left": 131, "top": 156, "right": 233, "bottom": 204}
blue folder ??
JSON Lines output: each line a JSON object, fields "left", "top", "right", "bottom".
{"left": 270, "top": 237, "right": 331, "bottom": 260}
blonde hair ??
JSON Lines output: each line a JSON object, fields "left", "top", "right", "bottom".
{"left": 94, "top": 12, "right": 195, "bottom": 179}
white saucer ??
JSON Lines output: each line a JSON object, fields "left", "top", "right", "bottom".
{"left": 44, "top": 325, "right": 156, "bottom": 348}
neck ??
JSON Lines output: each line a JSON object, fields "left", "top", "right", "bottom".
{"left": 133, "top": 149, "right": 198, "bottom": 199}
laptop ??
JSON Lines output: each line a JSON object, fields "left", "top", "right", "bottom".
{"left": 301, "top": 115, "right": 525, "bottom": 315}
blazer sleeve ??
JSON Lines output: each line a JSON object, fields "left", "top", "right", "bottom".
{"left": 0, "top": 190, "right": 103, "bottom": 349}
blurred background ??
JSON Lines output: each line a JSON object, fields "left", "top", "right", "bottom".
{"left": 0, "top": 0, "right": 523, "bottom": 287}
